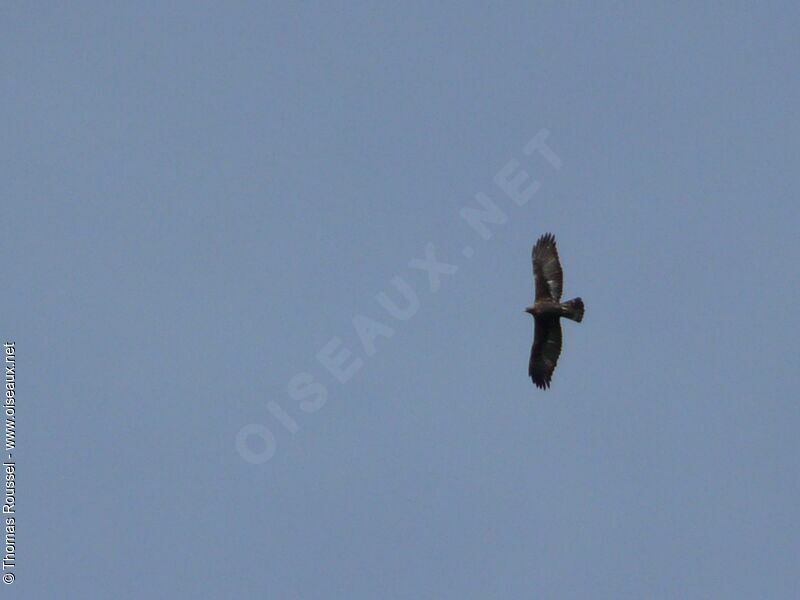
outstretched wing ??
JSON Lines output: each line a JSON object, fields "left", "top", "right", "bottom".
{"left": 532, "top": 233, "right": 563, "bottom": 301}
{"left": 529, "top": 317, "right": 562, "bottom": 389}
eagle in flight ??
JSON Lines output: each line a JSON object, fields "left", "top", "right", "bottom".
{"left": 525, "top": 233, "right": 584, "bottom": 389}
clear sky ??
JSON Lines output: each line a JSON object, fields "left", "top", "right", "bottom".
{"left": 3, "top": 3, "right": 800, "bottom": 598}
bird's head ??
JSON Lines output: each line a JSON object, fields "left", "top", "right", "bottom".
{"left": 524, "top": 305, "right": 536, "bottom": 316}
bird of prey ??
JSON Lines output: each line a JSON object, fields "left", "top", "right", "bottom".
{"left": 525, "top": 233, "right": 584, "bottom": 389}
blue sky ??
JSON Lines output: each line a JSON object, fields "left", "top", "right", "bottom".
{"left": 3, "top": 3, "right": 800, "bottom": 598}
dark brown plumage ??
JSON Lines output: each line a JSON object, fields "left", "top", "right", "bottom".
{"left": 525, "top": 233, "right": 584, "bottom": 389}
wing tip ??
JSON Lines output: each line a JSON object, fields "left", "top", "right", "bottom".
{"left": 532, "top": 376, "right": 551, "bottom": 390}
{"left": 533, "top": 232, "right": 557, "bottom": 256}
{"left": 536, "top": 232, "right": 556, "bottom": 246}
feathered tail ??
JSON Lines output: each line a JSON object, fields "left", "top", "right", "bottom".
{"left": 561, "top": 297, "right": 584, "bottom": 322}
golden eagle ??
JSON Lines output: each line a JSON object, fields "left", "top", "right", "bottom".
{"left": 525, "top": 233, "right": 584, "bottom": 389}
